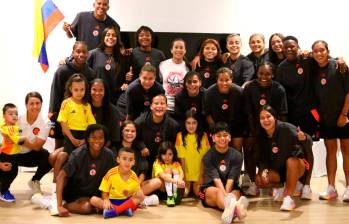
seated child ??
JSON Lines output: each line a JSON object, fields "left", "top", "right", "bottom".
{"left": 90, "top": 147, "right": 145, "bottom": 219}
{"left": 0, "top": 103, "right": 27, "bottom": 202}
{"left": 141, "top": 141, "right": 185, "bottom": 207}
{"left": 199, "top": 122, "right": 248, "bottom": 224}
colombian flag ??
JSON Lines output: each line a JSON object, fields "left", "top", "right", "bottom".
{"left": 33, "top": 0, "right": 64, "bottom": 72}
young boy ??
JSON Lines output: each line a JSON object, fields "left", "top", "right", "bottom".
{"left": 199, "top": 122, "right": 248, "bottom": 224}
{"left": 90, "top": 147, "right": 145, "bottom": 218}
{"left": 0, "top": 103, "right": 26, "bottom": 202}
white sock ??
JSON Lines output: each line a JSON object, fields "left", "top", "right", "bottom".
{"left": 173, "top": 174, "right": 179, "bottom": 194}
{"left": 165, "top": 181, "right": 173, "bottom": 196}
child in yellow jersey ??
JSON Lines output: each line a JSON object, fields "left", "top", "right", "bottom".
{"left": 175, "top": 110, "right": 210, "bottom": 197}
{"left": 142, "top": 141, "right": 185, "bottom": 207}
{"left": 90, "top": 147, "right": 145, "bottom": 219}
{"left": 54, "top": 74, "right": 96, "bottom": 184}
{"left": 0, "top": 103, "right": 27, "bottom": 202}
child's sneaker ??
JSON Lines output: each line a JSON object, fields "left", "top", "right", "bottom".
{"left": 123, "top": 208, "right": 133, "bottom": 217}
{"left": 301, "top": 185, "right": 312, "bottom": 200}
{"left": 175, "top": 187, "right": 185, "bottom": 205}
{"left": 273, "top": 187, "right": 284, "bottom": 202}
{"left": 244, "top": 182, "right": 260, "bottom": 196}
{"left": 0, "top": 190, "right": 15, "bottom": 202}
{"left": 166, "top": 196, "right": 175, "bottom": 207}
{"left": 293, "top": 181, "right": 303, "bottom": 197}
{"left": 31, "top": 193, "right": 51, "bottom": 209}
{"left": 280, "top": 196, "right": 295, "bottom": 211}
{"left": 342, "top": 187, "right": 349, "bottom": 202}
{"left": 319, "top": 186, "right": 338, "bottom": 200}
{"left": 234, "top": 196, "right": 249, "bottom": 221}
{"left": 143, "top": 194, "right": 159, "bottom": 206}
{"left": 221, "top": 196, "right": 236, "bottom": 224}
{"left": 103, "top": 208, "right": 118, "bottom": 219}
{"left": 28, "top": 180, "right": 42, "bottom": 194}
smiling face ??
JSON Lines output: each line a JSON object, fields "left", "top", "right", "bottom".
{"left": 283, "top": 40, "right": 298, "bottom": 61}
{"left": 217, "top": 72, "right": 232, "bottom": 94}
{"left": 26, "top": 96, "right": 42, "bottom": 118}
{"left": 203, "top": 43, "right": 218, "bottom": 62}
{"left": 138, "top": 30, "right": 152, "bottom": 48}
{"left": 104, "top": 28, "right": 117, "bottom": 47}
{"left": 212, "top": 130, "right": 231, "bottom": 151}
{"left": 271, "top": 35, "right": 283, "bottom": 54}
{"left": 226, "top": 35, "right": 241, "bottom": 55}
{"left": 70, "top": 81, "right": 86, "bottom": 102}
{"left": 93, "top": 0, "right": 109, "bottom": 19}
{"left": 88, "top": 129, "right": 105, "bottom": 153}
{"left": 259, "top": 110, "right": 276, "bottom": 133}
{"left": 122, "top": 123, "right": 136, "bottom": 144}
{"left": 185, "top": 74, "right": 201, "bottom": 96}
{"left": 72, "top": 43, "right": 88, "bottom": 66}
{"left": 249, "top": 35, "right": 265, "bottom": 55}
{"left": 185, "top": 117, "right": 198, "bottom": 134}
{"left": 257, "top": 65, "right": 273, "bottom": 87}
{"left": 312, "top": 41, "right": 329, "bottom": 67}
{"left": 150, "top": 95, "right": 167, "bottom": 118}
{"left": 171, "top": 40, "right": 186, "bottom": 61}
{"left": 90, "top": 81, "right": 105, "bottom": 105}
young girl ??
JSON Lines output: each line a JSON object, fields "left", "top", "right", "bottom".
{"left": 204, "top": 67, "right": 244, "bottom": 151}
{"left": 142, "top": 141, "right": 185, "bottom": 207}
{"left": 159, "top": 38, "right": 190, "bottom": 113}
{"left": 175, "top": 110, "right": 210, "bottom": 196}
{"left": 195, "top": 38, "right": 223, "bottom": 89}
{"left": 54, "top": 74, "right": 96, "bottom": 183}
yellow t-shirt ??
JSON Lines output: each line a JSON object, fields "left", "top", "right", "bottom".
{"left": 99, "top": 166, "right": 140, "bottom": 200}
{"left": 0, "top": 124, "right": 21, "bottom": 155}
{"left": 57, "top": 98, "right": 96, "bottom": 130}
{"left": 175, "top": 132, "right": 210, "bottom": 181}
{"left": 152, "top": 159, "right": 183, "bottom": 178}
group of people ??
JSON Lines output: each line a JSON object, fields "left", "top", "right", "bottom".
{"left": 1, "top": 0, "right": 349, "bottom": 223}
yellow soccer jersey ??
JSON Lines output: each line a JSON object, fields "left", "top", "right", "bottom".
{"left": 0, "top": 124, "right": 21, "bottom": 155}
{"left": 152, "top": 159, "right": 183, "bottom": 178}
{"left": 57, "top": 98, "right": 96, "bottom": 130}
{"left": 175, "top": 132, "right": 210, "bottom": 181}
{"left": 99, "top": 166, "right": 140, "bottom": 200}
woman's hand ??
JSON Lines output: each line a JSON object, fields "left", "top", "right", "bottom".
{"left": 0, "top": 162, "right": 12, "bottom": 171}
{"left": 296, "top": 126, "right": 306, "bottom": 141}
{"left": 337, "top": 113, "right": 349, "bottom": 127}
{"left": 141, "top": 148, "right": 150, "bottom": 157}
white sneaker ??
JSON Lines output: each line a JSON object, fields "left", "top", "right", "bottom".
{"left": 222, "top": 196, "right": 236, "bottom": 224}
{"left": 301, "top": 185, "right": 312, "bottom": 200}
{"left": 143, "top": 194, "right": 159, "bottom": 206}
{"left": 28, "top": 180, "right": 42, "bottom": 194}
{"left": 234, "top": 196, "right": 249, "bottom": 221}
{"left": 49, "top": 193, "right": 59, "bottom": 216}
{"left": 244, "top": 182, "right": 260, "bottom": 196}
{"left": 293, "top": 181, "right": 303, "bottom": 197}
{"left": 319, "top": 185, "right": 338, "bottom": 200}
{"left": 241, "top": 174, "right": 252, "bottom": 188}
{"left": 273, "top": 187, "right": 284, "bottom": 202}
{"left": 280, "top": 196, "right": 295, "bottom": 211}
{"left": 31, "top": 193, "right": 51, "bottom": 209}
{"left": 342, "top": 187, "right": 349, "bottom": 202}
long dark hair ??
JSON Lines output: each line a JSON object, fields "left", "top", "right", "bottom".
{"left": 157, "top": 141, "right": 180, "bottom": 164}
{"left": 181, "top": 110, "right": 204, "bottom": 152}
{"left": 268, "top": 33, "right": 285, "bottom": 65}
{"left": 64, "top": 73, "right": 89, "bottom": 105}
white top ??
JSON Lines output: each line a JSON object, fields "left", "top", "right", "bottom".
{"left": 159, "top": 59, "right": 189, "bottom": 111}
{"left": 18, "top": 113, "right": 51, "bottom": 153}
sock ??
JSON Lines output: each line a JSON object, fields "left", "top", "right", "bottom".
{"left": 165, "top": 181, "right": 173, "bottom": 196}
{"left": 173, "top": 174, "right": 179, "bottom": 194}
{"left": 112, "top": 199, "right": 137, "bottom": 214}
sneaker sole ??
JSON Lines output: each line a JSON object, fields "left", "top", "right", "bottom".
{"left": 0, "top": 198, "right": 15, "bottom": 203}
{"left": 222, "top": 200, "right": 236, "bottom": 224}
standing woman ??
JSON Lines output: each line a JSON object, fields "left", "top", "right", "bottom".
{"left": 256, "top": 105, "right": 312, "bottom": 211}
{"left": 49, "top": 41, "right": 96, "bottom": 149}
{"left": 247, "top": 33, "right": 269, "bottom": 80}
{"left": 159, "top": 38, "right": 190, "bottom": 114}
{"left": 89, "top": 78, "right": 120, "bottom": 152}
{"left": 224, "top": 34, "right": 254, "bottom": 87}
{"left": 204, "top": 67, "right": 244, "bottom": 151}
{"left": 195, "top": 38, "right": 223, "bottom": 89}
{"left": 312, "top": 40, "right": 349, "bottom": 201}
{"left": 268, "top": 33, "right": 285, "bottom": 67}
{"left": 87, "top": 26, "right": 129, "bottom": 104}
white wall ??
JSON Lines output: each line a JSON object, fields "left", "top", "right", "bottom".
{"left": 1, "top": 0, "right": 349, "bottom": 115}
